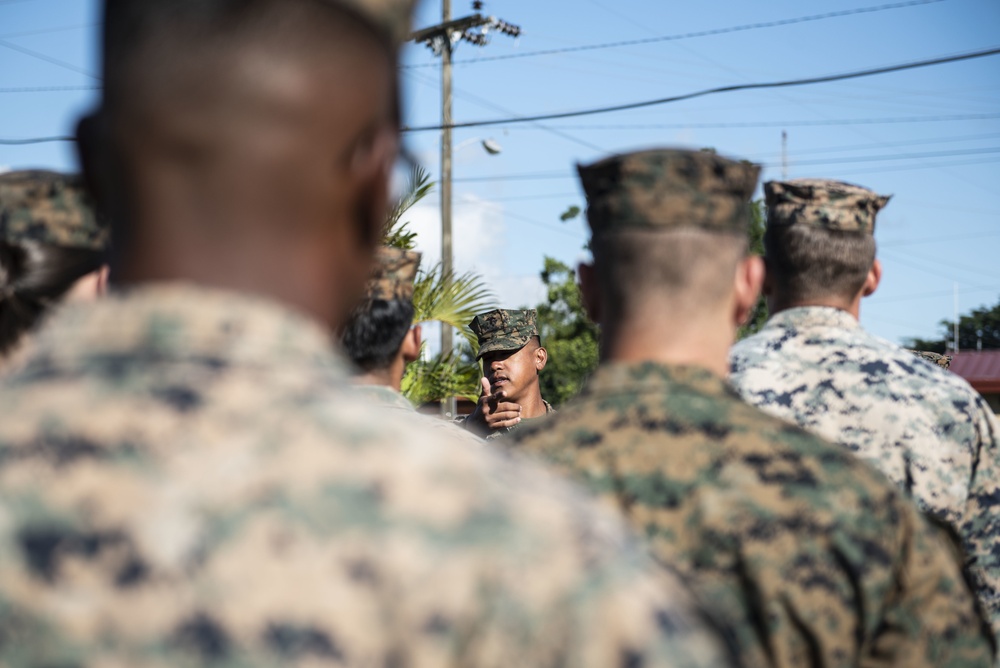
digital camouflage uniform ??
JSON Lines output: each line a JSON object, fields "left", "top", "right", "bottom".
{"left": 0, "top": 170, "right": 108, "bottom": 251}
{"left": 468, "top": 308, "right": 555, "bottom": 440}
{"left": 0, "top": 284, "right": 733, "bottom": 668}
{"left": 730, "top": 179, "right": 1000, "bottom": 643}
{"left": 509, "top": 150, "right": 995, "bottom": 668}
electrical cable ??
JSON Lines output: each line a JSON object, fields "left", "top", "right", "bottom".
{"left": 401, "top": 46, "right": 1000, "bottom": 131}
{"left": 403, "top": 0, "right": 946, "bottom": 68}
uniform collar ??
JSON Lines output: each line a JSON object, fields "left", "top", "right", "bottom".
{"left": 585, "top": 361, "right": 734, "bottom": 398}
{"left": 21, "top": 282, "right": 346, "bottom": 374}
{"left": 764, "top": 305, "right": 860, "bottom": 333}
{"left": 356, "top": 383, "right": 415, "bottom": 410}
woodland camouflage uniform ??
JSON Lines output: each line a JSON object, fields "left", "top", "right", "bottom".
{"left": 509, "top": 149, "right": 995, "bottom": 668}
{"left": 730, "top": 178, "right": 1000, "bottom": 643}
{"left": 0, "top": 0, "right": 733, "bottom": 664}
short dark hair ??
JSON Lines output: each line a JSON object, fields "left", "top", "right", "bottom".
{"left": 340, "top": 298, "right": 415, "bottom": 372}
{"left": 0, "top": 240, "right": 105, "bottom": 357}
{"left": 764, "top": 224, "right": 875, "bottom": 304}
{"left": 101, "top": 0, "right": 394, "bottom": 116}
{"left": 592, "top": 228, "right": 747, "bottom": 321}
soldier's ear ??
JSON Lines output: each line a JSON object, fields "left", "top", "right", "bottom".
{"left": 861, "top": 258, "right": 882, "bottom": 298}
{"left": 534, "top": 345, "right": 547, "bottom": 372}
{"left": 733, "top": 255, "right": 764, "bottom": 328}
{"left": 577, "top": 262, "right": 600, "bottom": 324}
{"left": 401, "top": 324, "right": 421, "bottom": 364}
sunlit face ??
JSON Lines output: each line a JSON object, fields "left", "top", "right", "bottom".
{"left": 481, "top": 342, "right": 539, "bottom": 401}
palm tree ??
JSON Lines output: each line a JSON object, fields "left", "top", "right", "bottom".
{"left": 385, "top": 166, "right": 495, "bottom": 404}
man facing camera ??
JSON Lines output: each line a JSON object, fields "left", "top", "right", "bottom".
{"left": 463, "top": 308, "right": 554, "bottom": 439}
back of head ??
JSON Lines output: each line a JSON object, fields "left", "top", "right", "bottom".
{"left": 0, "top": 171, "right": 107, "bottom": 358}
{"left": 340, "top": 246, "right": 420, "bottom": 372}
{"left": 578, "top": 148, "right": 759, "bottom": 323}
{"left": 84, "top": 0, "right": 413, "bottom": 327}
{"left": 763, "top": 179, "right": 889, "bottom": 305}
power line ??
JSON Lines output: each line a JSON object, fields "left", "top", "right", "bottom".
{"left": 0, "top": 38, "right": 98, "bottom": 79}
{"left": 403, "top": 0, "right": 945, "bottom": 68}
{"left": 523, "top": 112, "right": 1000, "bottom": 131}
{"left": 0, "top": 85, "right": 98, "bottom": 93}
{"left": 0, "top": 136, "right": 73, "bottom": 145}
{"left": 402, "top": 46, "right": 1000, "bottom": 132}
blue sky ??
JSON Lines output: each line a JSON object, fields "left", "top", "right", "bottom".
{"left": 2, "top": 0, "right": 999, "bottom": 347}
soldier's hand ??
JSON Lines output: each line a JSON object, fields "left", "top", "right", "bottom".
{"left": 466, "top": 377, "right": 522, "bottom": 435}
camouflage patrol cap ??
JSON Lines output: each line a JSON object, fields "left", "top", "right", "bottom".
{"left": 765, "top": 179, "right": 891, "bottom": 234}
{"left": 470, "top": 308, "right": 538, "bottom": 360}
{"left": 367, "top": 246, "right": 421, "bottom": 301}
{"left": 0, "top": 170, "right": 108, "bottom": 251}
{"left": 907, "top": 349, "right": 953, "bottom": 370}
{"left": 577, "top": 148, "right": 761, "bottom": 235}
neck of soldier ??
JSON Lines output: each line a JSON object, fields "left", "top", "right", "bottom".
{"left": 599, "top": 310, "right": 733, "bottom": 378}
{"left": 512, "top": 379, "right": 548, "bottom": 419}
{"left": 354, "top": 354, "right": 406, "bottom": 392}
{"left": 768, "top": 291, "right": 862, "bottom": 321}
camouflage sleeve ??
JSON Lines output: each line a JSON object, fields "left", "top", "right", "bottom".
{"left": 868, "top": 500, "right": 996, "bottom": 666}
{"left": 961, "top": 397, "right": 1000, "bottom": 644}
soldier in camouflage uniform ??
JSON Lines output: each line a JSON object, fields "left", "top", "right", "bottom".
{"left": 0, "top": 1, "right": 735, "bottom": 666}
{"left": 508, "top": 148, "right": 995, "bottom": 667}
{"left": 729, "top": 178, "right": 1000, "bottom": 645}
{"left": 0, "top": 170, "right": 109, "bottom": 364}
{"left": 463, "top": 308, "right": 555, "bottom": 440}
{"left": 340, "top": 246, "right": 423, "bottom": 411}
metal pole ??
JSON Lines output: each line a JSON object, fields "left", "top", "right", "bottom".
{"left": 953, "top": 282, "right": 960, "bottom": 353}
{"left": 440, "top": 0, "right": 456, "bottom": 418}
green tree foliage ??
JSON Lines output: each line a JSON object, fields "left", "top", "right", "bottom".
{"left": 906, "top": 296, "right": 1000, "bottom": 353}
{"left": 737, "top": 199, "right": 768, "bottom": 340}
{"left": 382, "top": 166, "right": 496, "bottom": 403}
{"left": 535, "top": 257, "right": 600, "bottom": 407}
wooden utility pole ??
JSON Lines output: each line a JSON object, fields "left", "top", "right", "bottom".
{"left": 410, "top": 2, "right": 521, "bottom": 418}
{"left": 440, "top": 0, "right": 455, "bottom": 418}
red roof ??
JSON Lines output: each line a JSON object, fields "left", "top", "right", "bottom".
{"left": 950, "top": 351, "right": 1000, "bottom": 393}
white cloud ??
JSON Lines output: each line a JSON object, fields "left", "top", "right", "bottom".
{"left": 0, "top": 166, "right": 10, "bottom": 175}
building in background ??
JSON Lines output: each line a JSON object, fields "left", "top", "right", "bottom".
{"left": 951, "top": 351, "right": 1000, "bottom": 413}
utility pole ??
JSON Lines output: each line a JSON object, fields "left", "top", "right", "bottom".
{"left": 411, "top": 2, "right": 521, "bottom": 418}
{"left": 781, "top": 130, "right": 788, "bottom": 180}
{"left": 954, "top": 282, "right": 960, "bottom": 353}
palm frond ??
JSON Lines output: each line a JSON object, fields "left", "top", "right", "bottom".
{"left": 412, "top": 263, "right": 496, "bottom": 349}
{"left": 401, "top": 344, "right": 482, "bottom": 404}
{"left": 384, "top": 165, "right": 434, "bottom": 250}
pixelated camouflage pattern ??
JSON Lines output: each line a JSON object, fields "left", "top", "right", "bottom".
{"left": 908, "top": 349, "right": 953, "bottom": 369}
{"left": 470, "top": 308, "right": 539, "bottom": 360}
{"left": 0, "top": 170, "right": 108, "bottom": 251}
{"left": 765, "top": 178, "right": 891, "bottom": 233}
{"left": 509, "top": 361, "right": 995, "bottom": 668}
{"left": 577, "top": 148, "right": 760, "bottom": 235}
{"left": 730, "top": 306, "right": 1000, "bottom": 645}
{"left": 355, "top": 382, "right": 417, "bottom": 410}
{"left": 0, "top": 284, "right": 733, "bottom": 668}
{"left": 366, "top": 247, "right": 421, "bottom": 301}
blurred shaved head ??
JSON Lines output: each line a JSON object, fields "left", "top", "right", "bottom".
{"left": 80, "top": 0, "right": 404, "bottom": 328}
